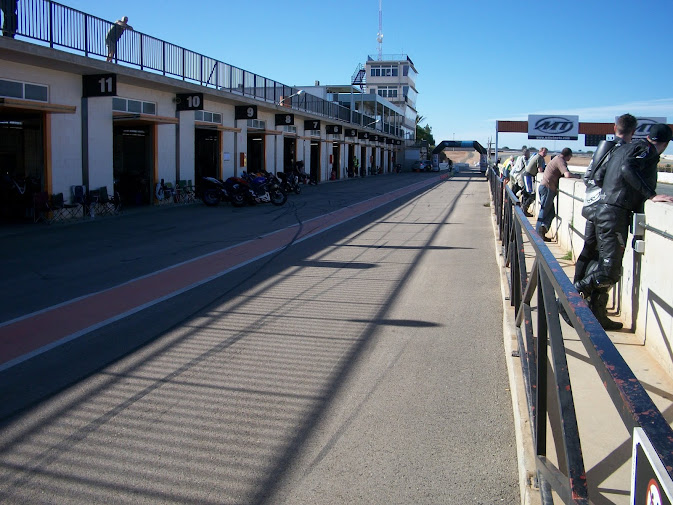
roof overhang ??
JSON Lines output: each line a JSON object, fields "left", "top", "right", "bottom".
{"left": 0, "top": 97, "right": 76, "bottom": 114}
{"left": 113, "top": 112, "right": 178, "bottom": 125}
{"left": 194, "top": 121, "right": 241, "bottom": 133}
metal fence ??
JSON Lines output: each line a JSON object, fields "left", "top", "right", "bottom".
{"left": 11, "top": 0, "right": 401, "bottom": 136}
{"left": 488, "top": 167, "right": 673, "bottom": 504}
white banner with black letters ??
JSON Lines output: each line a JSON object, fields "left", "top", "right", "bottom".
{"left": 630, "top": 117, "right": 667, "bottom": 140}
{"left": 528, "top": 114, "right": 579, "bottom": 140}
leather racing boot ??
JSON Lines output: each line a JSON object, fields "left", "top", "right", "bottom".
{"left": 590, "top": 291, "right": 623, "bottom": 331}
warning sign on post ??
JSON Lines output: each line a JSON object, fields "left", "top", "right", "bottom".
{"left": 631, "top": 428, "right": 673, "bottom": 505}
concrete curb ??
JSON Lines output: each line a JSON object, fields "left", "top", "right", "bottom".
{"left": 488, "top": 206, "right": 541, "bottom": 505}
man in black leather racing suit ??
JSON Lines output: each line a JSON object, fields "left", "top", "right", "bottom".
{"left": 570, "top": 114, "right": 636, "bottom": 329}
{"left": 574, "top": 123, "right": 673, "bottom": 329}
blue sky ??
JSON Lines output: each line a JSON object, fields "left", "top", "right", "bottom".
{"left": 61, "top": 0, "right": 673, "bottom": 153}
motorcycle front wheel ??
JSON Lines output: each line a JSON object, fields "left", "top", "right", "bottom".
{"left": 202, "top": 188, "right": 221, "bottom": 206}
{"left": 270, "top": 189, "right": 287, "bottom": 206}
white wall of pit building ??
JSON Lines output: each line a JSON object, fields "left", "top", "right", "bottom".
{"left": 178, "top": 110, "right": 194, "bottom": 183}
{"left": 50, "top": 71, "right": 83, "bottom": 196}
{"left": 86, "top": 96, "right": 113, "bottom": 193}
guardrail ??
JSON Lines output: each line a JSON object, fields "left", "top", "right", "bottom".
{"left": 10, "top": 0, "right": 400, "bottom": 136}
{"left": 488, "top": 167, "right": 673, "bottom": 504}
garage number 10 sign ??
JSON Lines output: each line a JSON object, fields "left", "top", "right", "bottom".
{"left": 176, "top": 93, "right": 204, "bottom": 111}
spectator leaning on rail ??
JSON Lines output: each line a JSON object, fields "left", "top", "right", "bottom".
{"left": 535, "top": 148, "right": 578, "bottom": 241}
{"left": 501, "top": 155, "right": 515, "bottom": 180}
{"left": 570, "top": 114, "right": 637, "bottom": 329}
{"left": 508, "top": 148, "right": 530, "bottom": 209}
{"left": 106, "top": 16, "right": 133, "bottom": 62}
{"left": 574, "top": 123, "right": 673, "bottom": 329}
{"left": 520, "top": 147, "right": 548, "bottom": 216}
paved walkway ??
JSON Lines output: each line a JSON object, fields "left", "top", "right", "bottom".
{"left": 0, "top": 171, "right": 520, "bottom": 504}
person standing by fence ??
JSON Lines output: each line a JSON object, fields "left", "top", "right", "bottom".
{"left": 1, "top": 0, "right": 18, "bottom": 38}
{"left": 571, "top": 113, "right": 637, "bottom": 330}
{"left": 574, "top": 124, "right": 673, "bottom": 329}
{"left": 106, "top": 16, "right": 133, "bottom": 62}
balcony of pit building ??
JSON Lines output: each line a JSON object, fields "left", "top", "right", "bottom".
{"left": 300, "top": 81, "right": 419, "bottom": 171}
{"left": 299, "top": 82, "right": 406, "bottom": 137}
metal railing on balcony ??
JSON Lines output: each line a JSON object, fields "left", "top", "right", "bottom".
{"left": 489, "top": 167, "right": 673, "bottom": 504}
{"left": 9, "top": 0, "right": 401, "bottom": 136}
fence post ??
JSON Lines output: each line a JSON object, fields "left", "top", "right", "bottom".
{"left": 535, "top": 276, "right": 548, "bottom": 460}
{"left": 48, "top": 0, "right": 54, "bottom": 48}
{"left": 140, "top": 34, "right": 144, "bottom": 71}
{"left": 84, "top": 13, "right": 88, "bottom": 57}
{"left": 162, "top": 40, "right": 166, "bottom": 76}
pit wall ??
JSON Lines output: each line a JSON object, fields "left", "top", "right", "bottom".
{"left": 536, "top": 174, "right": 673, "bottom": 378}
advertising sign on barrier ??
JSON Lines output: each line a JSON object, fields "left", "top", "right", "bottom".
{"left": 528, "top": 114, "right": 579, "bottom": 140}
{"left": 631, "top": 428, "right": 673, "bottom": 505}
{"left": 627, "top": 117, "right": 668, "bottom": 140}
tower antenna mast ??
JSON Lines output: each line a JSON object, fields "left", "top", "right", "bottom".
{"left": 377, "top": 0, "right": 383, "bottom": 60}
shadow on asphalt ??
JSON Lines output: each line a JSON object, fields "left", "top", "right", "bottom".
{"left": 0, "top": 171, "right": 485, "bottom": 504}
{"left": 346, "top": 318, "right": 442, "bottom": 328}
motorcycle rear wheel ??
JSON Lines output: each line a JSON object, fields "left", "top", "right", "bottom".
{"left": 231, "top": 193, "right": 247, "bottom": 207}
{"left": 270, "top": 189, "right": 287, "bottom": 206}
{"left": 202, "top": 188, "right": 220, "bottom": 206}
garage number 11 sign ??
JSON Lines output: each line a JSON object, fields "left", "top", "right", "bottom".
{"left": 82, "top": 74, "right": 117, "bottom": 97}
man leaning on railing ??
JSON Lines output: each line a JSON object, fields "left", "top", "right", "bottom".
{"left": 535, "top": 148, "right": 579, "bottom": 242}
{"left": 106, "top": 16, "right": 133, "bottom": 62}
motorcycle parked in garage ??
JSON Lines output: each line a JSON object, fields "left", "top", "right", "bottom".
{"left": 200, "top": 176, "right": 247, "bottom": 207}
{"left": 277, "top": 171, "right": 301, "bottom": 195}
{"left": 240, "top": 172, "right": 287, "bottom": 206}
